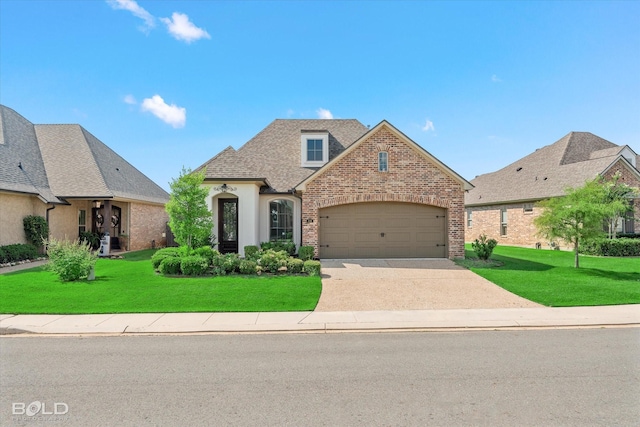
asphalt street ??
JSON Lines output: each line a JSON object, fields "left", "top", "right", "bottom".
{"left": 1, "top": 328, "right": 639, "bottom": 426}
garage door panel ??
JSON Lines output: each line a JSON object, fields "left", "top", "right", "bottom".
{"left": 319, "top": 202, "right": 446, "bottom": 258}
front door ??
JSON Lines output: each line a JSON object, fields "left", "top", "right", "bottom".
{"left": 218, "top": 199, "right": 238, "bottom": 253}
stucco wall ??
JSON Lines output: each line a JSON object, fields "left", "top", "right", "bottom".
{"left": 0, "top": 192, "right": 46, "bottom": 245}
{"left": 301, "top": 126, "right": 466, "bottom": 259}
{"left": 129, "top": 202, "right": 168, "bottom": 251}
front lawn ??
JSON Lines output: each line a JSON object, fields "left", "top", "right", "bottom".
{"left": 0, "top": 251, "right": 322, "bottom": 314}
{"left": 458, "top": 245, "right": 640, "bottom": 307}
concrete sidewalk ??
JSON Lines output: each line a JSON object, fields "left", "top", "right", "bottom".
{"left": 1, "top": 305, "right": 639, "bottom": 335}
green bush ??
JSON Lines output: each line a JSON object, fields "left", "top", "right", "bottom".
{"left": 180, "top": 255, "right": 209, "bottom": 276}
{"left": 298, "top": 245, "right": 314, "bottom": 261}
{"left": 238, "top": 259, "right": 258, "bottom": 275}
{"left": 0, "top": 244, "right": 39, "bottom": 263}
{"left": 44, "top": 237, "right": 97, "bottom": 282}
{"left": 79, "top": 231, "right": 102, "bottom": 250}
{"left": 23, "top": 215, "right": 48, "bottom": 247}
{"left": 151, "top": 247, "right": 181, "bottom": 270}
{"left": 244, "top": 245, "right": 260, "bottom": 260}
{"left": 303, "top": 260, "right": 322, "bottom": 277}
{"left": 580, "top": 238, "right": 640, "bottom": 257}
{"left": 193, "top": 246, "right": 218, "bottom": 266}
{"left": 257, "top": 249, "right": 289, "bottom": 273}
{"left": 471, "top": 234, "right": 498, "bottom": 260}
{"left": 159, "top": 257, "right": 182, "bottom": 275}
{"left": 260, "top": 240, "right": 296, "bottom": 256}
{"left": 212, "top": 253, "right": 240, "bottom": 275}
{"left": 287, "top": 258, "right": 304, "bottom": 274}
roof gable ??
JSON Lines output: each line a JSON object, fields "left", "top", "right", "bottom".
{"left": 466, "top": 131, "right": 639, "bottom": 206}
{"left": 296, "top": 120, "right": 473, "bottom": 191}
{"left": 199, "top": 119, "right": 368, "bottom": 191}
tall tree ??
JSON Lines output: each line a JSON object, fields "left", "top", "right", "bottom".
{"left": 534, "top": 178, "right": 621, "bottom": 268}
{"left": 166, "top": 167, "right": 213, "bottom": 249}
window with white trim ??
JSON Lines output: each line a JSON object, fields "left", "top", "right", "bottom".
{"left": 300, "top": 132, "right": 329, "bottom": 167}
{"left": 378, "top": 151, "right": 388, "bottom": 172}
{"left": 523, "top": 203, "right": 534, "bottom": 214}
{"left": 467, "top": 210, "right": 472, "bottom": 227}
{"left": 78, "top": 209, "right": 86, "bottom": 235}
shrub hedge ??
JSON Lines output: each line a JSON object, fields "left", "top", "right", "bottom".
{"left": 303, "top": 260, "right": 322, "bottom": 276}
{"left": 298, "top": 246, "right": 314, "bottom": 261}
{"left": 580, "top": 238, "right": 640, "bottom": 257}
{"left": 0, "top": 244, "right": 39, "bottom": 263}
{"left": 260, "top": 240, "right": 296, "bottom": 256}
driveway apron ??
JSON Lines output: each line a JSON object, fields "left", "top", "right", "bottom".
{"left": 315, "top": 259, "right": 541, "bottom": 312}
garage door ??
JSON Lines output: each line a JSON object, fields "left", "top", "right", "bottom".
{"left": 319, "top": 202, "right": 447, "bottom": 258}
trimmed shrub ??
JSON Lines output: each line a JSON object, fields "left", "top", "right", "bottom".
{"left": 298, "top": 245, "right": 314, "bottom": 261}
{"left": 239, "top": 259, "right": 258, "bottom": 275}
{"left": 303, "top": 260, "right": 321, "bottom": 277}
{"left": 151, "top": 247, "right": 181, "bottom": 270}
{"left": 23, "top": 215, "right": 48, "bottom": 247}
{"left": 581, "top": 238, "right": 640, "bottom": 257}
{"left": 471, "top": 234, "right": 498, "bottom": 261}
{"left": 212, "top": 253, "right": 240, "bottom": 275}
{"left": 287, "top": 258, "right": 304, "bottom": 274}
{"left": 193, "top": 246, "right": 218, "bottom": 266}
{"left": 79, "top": 231, "right": 101, "bottom": 250}
{"left": 244, "top": 245, "right": 260, "bottom": 260}
{"left": 180, "top": 255, "right": 209, "bottom": 276}
{"left": 45, "top": 237, "right": 97, "bottom": 282}
{"left": 260, "top": 240, "right": 296, "bottom": 256}
{"left": 159, "top": 257, "right": 182, "bottom": 275}
{"left": 257, "top": 249, "right": 289, "bottom": 273}
{"left": 0, "top": 244, "right": 38, "bottom": 263}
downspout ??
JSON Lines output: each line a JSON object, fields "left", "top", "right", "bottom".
{"left": 45, "top": 204, "right": 55, "bottom": 226}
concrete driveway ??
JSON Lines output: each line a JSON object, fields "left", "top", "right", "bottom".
{"left": 315, "top": 259, "right": 541, "bottom": 311}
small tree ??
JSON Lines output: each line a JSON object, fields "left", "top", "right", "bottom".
{"left": 23, "top": 215, "right": 49, "bottom": 252}
{"left": 165, "top": 167, "right": 214, "bottom": 250}
{"left": 471, "top": 234, "right": 498, "bottom": 261}
{"left": 601, "top": 173, "right": 639, "bottom": 238}
{"left": 534, "top": 178, "right": 622, "bottom": 268}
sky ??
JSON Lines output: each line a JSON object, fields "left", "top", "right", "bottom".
{"left": 1, "top": 0, "right": 639, "bottom": 192}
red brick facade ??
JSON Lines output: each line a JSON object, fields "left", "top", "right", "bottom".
{"left": 465, "top": 159, "right": 640, "bottom": 247}
{"left": 301, "top": 126, "right": 466, "bottom": 259}
{"left": 129, "top": 202, "right": 168, "bottom": 251}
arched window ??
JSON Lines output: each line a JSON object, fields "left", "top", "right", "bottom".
{"left": 269, "top": 199, "right": 294, "bottom": 241}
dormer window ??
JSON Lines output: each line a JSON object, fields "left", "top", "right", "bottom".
{"left": 301, "top": 131, "right": 329, "bottom": 167}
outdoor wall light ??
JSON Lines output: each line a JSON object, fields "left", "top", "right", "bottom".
{"left": 93, "top": 200, "right": 102, "bottom": 208}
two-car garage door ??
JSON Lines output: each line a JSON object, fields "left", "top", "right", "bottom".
{"left": 318, "top": 202, "right": 447, "bottom": 258}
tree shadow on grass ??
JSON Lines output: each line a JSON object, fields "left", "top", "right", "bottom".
{"left": 487, "top": 254, "right": 554, "bottom": 272}
{"left": 580, "top": 268, "right": 640, "bottom": 282}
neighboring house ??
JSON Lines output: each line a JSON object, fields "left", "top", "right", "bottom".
{"left": 465, "top": 132, "right": 640, "bottom": 247}
{"left": 196, "top": 119, "right": 472, "bottom": 259}
{"left": 0, "top": 105, "right": 169, "bottom": 251}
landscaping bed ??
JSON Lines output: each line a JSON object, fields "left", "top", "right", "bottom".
{"left": 456, "top": 245, "right": 640, "bottom": 306}
{"left": 0, "top": 250, "right": 322, "bottom": 314}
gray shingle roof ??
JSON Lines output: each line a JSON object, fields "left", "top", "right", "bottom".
{"left": 197, "top": 119, "right": 369, "bottom": 192}
{"left": 465, "top": 131, "right": 639, "bottom": 206}
{"left": 0, "top": 105, "right": 169, "bottom": 205}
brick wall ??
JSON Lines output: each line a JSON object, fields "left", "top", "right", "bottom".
{"left": 602, "top": 160, "right": 640, "bottom": 234}
{"left": 129, "top": 202, "right": 168, "bottom": 251}
{"left": 302, "top": 126, "right": 466, "bottom": 259}
{"left": 465, "top": 204, "right": 544, "bottom": 248}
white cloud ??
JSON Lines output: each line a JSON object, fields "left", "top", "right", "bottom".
{"left": 491, "top": 74, "right": 502, "bottom": 83}
{"left": 316, "top": 108, "right": 333, "bottom": 119}
{"left": 160, "top": 12, "right": 211, "bottom": 43}
{"left": 141, "top": 95, "right": 186, "bottom": 128}
{"left": 422, "top": 119, "right": 435, "bottom": 132}
{"left": 123, "top": 94, "right": 137, "bottom": 105}
{"left": 107, "top": 0, "right": 155, "bottom": 31}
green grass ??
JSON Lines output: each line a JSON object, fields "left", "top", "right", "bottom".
{"left": 0, "top": 251, "right": 322, "bottom": 314}
{"left": 458, "top": 245, "right": 640, "bottom": 307}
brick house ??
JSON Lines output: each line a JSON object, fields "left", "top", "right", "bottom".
{"left": 196, "top": 119, "right": 472, "bottom": 259}
{"left": 465, "top": 132, "right": 640, "bottom": 247}
{"left": 0, "top": 105, "right": 169, "bottom": 251}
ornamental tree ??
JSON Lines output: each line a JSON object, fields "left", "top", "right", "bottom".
{"left": 534, "top": 178, "right": 627, "bottom": 268}
{"left": 166, "top": 167, "right": 214, "bottom": 250}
